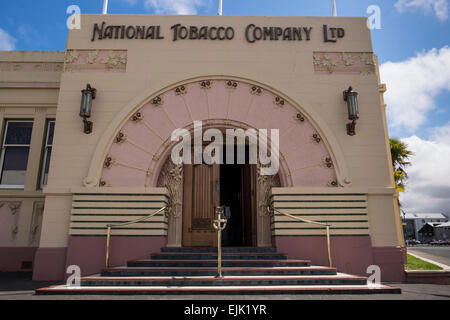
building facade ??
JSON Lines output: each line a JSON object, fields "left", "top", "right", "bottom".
{"left": 403, "top": 213, "right": 448, "bottom": 241}
{"left": 0, "top": 15, "right": 405, "bottom": 282}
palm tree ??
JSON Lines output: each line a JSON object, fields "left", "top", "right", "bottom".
{"left": 390, "top": 138, "right": 413, "bottom": 192}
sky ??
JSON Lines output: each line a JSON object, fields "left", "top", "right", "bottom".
{"left": 0, "top": 0, "right": 449, "bottom": 215}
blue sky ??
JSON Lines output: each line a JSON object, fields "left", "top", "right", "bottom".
{"left": 1, "top": 0, "right": 449, "bottom": 214}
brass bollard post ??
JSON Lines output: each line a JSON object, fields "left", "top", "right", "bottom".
{"left": 213, "top": 206, "right": 227, "bottom": 278}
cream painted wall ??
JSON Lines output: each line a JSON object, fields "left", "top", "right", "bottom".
{"left": 0, "top": 16, "right": 403, "bottom": 249}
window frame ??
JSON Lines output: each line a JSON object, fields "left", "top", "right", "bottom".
{"left": 39, "top": 119, "right": 55, "bottom": 189}
{"left": 0, "top": 119, "right": 34, "bottom": 189}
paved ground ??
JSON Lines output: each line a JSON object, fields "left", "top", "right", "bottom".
{"left": 0, "top": 272, "right": 449, "bottom": 300}
{"left": 408, "top": 246, "right": 450, "bottom": 267}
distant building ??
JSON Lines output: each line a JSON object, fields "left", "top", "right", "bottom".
{"left": 434, "top": 221, "right": 450, "bottom": 240}
{"left": 403, "top": 213, "right": 448, "bottom": 241}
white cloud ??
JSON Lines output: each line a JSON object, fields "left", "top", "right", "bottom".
{"left": 144, "top": 0, "right": 205, "bottom": 14}
{"left": 400, "top": 123, "right": 450, "bottom": 214}
{"left": 0, "top": 28, "right": 16, "bottom": 50}
{"left": 395, "top": 0, "right": 449, "bottom": 21}
{"left": 380, "top": 47, "right": 450, "bottom": 132}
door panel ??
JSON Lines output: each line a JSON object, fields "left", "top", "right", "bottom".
{"left": 182, "top": 163, "right": 219, "bottom": 247}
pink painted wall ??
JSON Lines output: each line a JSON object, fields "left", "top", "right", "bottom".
{"left": 0, "top": 247, "right": 37, "bottom": 271}
{"left": 101, "top": 80, "right": 337, "bottom": 188}
{"left": 65, "top": 236, "right": 167, "bottom": 278}
{"left": 275, "top": 236, "right": 405, "bottom": 282}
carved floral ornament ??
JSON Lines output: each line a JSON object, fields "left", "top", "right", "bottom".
{"left": 131, "top": 110, "right": 144, "bottom": 122}
{"left": 273, "top": 96, "right": 286, "bottom": 107}
{"left": 175, "top": 85, "right": 187, "bottom": 96}
{"left": 226, "top": 80, "right": 238, "bottom": 89}
{"left": 64, "top": 50, "right": 128, "bottom": 72}
{"left": 114, "top": 130, "right": 127, "bottom": 144}
{"left": 200, "top": 80, "right": 213, "bottom": 89}
{"left": 150, "top": 95, "right": 164, "bottom": 106}
{"left": 313, "top": 52, "right": 376, "bottom": 75}
{"left": 250, "top": 86, "right": 263, "bottom": 96}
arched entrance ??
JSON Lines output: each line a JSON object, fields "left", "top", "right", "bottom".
{"left": 91, "top": 77, "right": 343, "bottom": 248}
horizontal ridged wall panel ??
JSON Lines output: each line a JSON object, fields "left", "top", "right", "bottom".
{"left": 69, "top": 192, "right": 168, "bottom": 237}
{"left": 272, "top": 193, "right": 369, "bottom": 236}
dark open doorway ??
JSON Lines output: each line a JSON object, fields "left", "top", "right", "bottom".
{"left": 220, "top": 146, "right": 256, "bottom": 247}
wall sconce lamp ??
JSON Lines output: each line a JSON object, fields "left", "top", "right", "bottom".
{"left": 80, "top": 84, "right": 96, "bottom": 134}
{"left": 343, "top": 86, "right": 359, "bottom": 136}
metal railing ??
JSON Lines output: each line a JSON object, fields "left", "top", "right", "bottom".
{"left": 105, "top": 206, "right": 167, "bottom": 269}
{"left": 268, "top": 206, "right": 333, "bottom": 268}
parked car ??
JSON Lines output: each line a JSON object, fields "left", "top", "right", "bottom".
{"left": 430, "top": 240, "right": 450, "bottom": 245}
{"left": 406, "top": 239, "right": 421, "bottom": 246}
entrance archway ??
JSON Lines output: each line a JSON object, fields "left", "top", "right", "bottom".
{"left": 88, "top": 77, "right": 345, "bottom": 247}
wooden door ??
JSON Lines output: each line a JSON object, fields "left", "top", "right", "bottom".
{"left": 182, "top": 163, "right": 220, "bottom": 247}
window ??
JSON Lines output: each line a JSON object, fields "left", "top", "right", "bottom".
{"left": 0, "top": 121, "right": 33, "bottom": 188}
{"left": 40, "top": 120, "right": 55, "bottom": 187}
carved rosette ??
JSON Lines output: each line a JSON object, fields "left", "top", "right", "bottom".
{"left": 157, "top": 158, "right": 183, "bottom": 220}
{"left": 328, "top": 180, "right": 339, "bottom": 187}
{"left": 250, "top": 86, "right": 263, "bottom": 96}
{"left": 226, "top": 80, "right": 238, "bottom": 89}
{"left": 114, "top": 131, "right": 127, "bottom": 144}
{"left": 322, "top": 156, "right": 334, "bottom": 169}
{"left": 273, "top": 96, "right": 286, "bottom": 107}
{"left": 312, "top": 133, "right": 322, "bottom": 143}
{"left": 200, "top": 80, "right": 212, "bottom": 89}
{"left": 131, "top": 110, "right": 144, "bottom": 122}
{"left": 175, "top": 85, "right": 187, "bottom": 96}
{"left": 294, "top": 113, "right": 305, "bottom": 122}
{"left": 103, "top": 155, "right": 115, "bottom": 169}
{"left": 150, "top": 95, "right": 164, "bottom": 106}
{"left": 99, "top": 178, "right": 111, "bottom": 187}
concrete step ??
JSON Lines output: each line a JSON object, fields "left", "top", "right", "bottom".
{"left": 36, "top": 283, "right": 401, "bottom": 295}
{"left": 101, "top": 266, "right": 338, "bottom": 277}
{"left": 160, "top": 247, "right": 278, "bottom": 253}
{"left": 150, "top": 252, "right": 288, "bottom": 260}
{"left": 127, "top": 259, "right": 311, "bottom": 268}
{"left": 79, "top": 274, "right": 367, "bottom": 287}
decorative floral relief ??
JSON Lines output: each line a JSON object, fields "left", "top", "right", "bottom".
{"left": 65, "top": 50, "right": 80, "bottom": 64}
{"left": 200, "top": 80, "right": 212, "bottom": 89}
{"left": 150, "top": 95, "right": 164, "bottom": 106}
{"left": 226, "top": 80, "right": 238, "bottom": 89}
{"left": 29, "top": 202, "right": 44, "bottom": 245}
{"left": 294, "top": 113, "right": 305, "bottom": 122}
{"left": 64, "top": 50, "right": 127, "bottom": 72}
{"left": 322, "top": 156, "right": 334, "bottom": 169}
{"left": 86, "top": 50, "right": 99, "bottom": 64}
{"left": 257, "top": 163, "right": 281, "bottom": 217}
{"left": 273, "top": 96, "right": 286, "bottom": 107}
{"left": 157, "top": 158, "right": 183, "bottom": 219}
{"left": 114, "top": 131, "right": 127, "bottom": 144}
{"left": 250, "top": 86, "right": 263, "bottom": 96}
{"left": 174, "top": 85, "right": 187, "bottom": 96}
{"left": 131, "top": 110, "right": 144, "bottom": 122}
{"left": 328, "top": 180, "right": 339, "bottom": 187}
{"left": 312, "top": 133, "right": 322, "bottom": 144}
{"left": 101, "top": 52, "right": 127, "bottom": 69}
{"left": 99, "top": 178, "right": 111, "bottom": 187}
{"left": 103, "top": 155, "right": 115, "bottom": 169}
{"left": 313, "top": 52, "right": 376, "bottom": 75}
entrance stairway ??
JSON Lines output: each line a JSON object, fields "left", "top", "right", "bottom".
{"left": 36, "top": 247, "right": 400, "bottom": 295}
